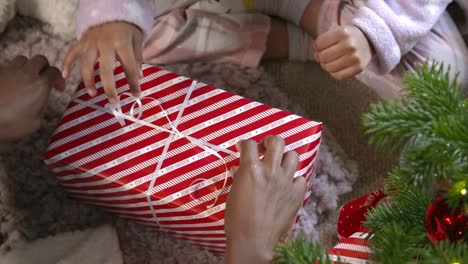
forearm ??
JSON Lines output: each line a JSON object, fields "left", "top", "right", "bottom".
{"left": 352, "top": 0, "right": 452, "bottom": 73}
{"left": 76, "top": 0, "right": 154, "bottom": 40}
{"left": 299, "top": 0, "right": 325, "bottom": 38}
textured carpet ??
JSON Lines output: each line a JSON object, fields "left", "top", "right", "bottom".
{"left": 0, "top": 17, "right": 358, "bottom": 263}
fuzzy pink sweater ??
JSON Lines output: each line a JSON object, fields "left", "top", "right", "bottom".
{"left": 76, "top": 0, "right": 454, "bottom": 74}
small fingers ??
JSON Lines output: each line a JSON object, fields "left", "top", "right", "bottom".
{"left": 321, "top": 54, "right": 358, "bottom": 73}
{"left": 313, "top": 28, "right": 340, "bottom": 52}
{"left": 99, "top": 47, "right": 118, "bottom": 103}
{"left": 133, "top": 32, "right": 144, "bottom": 78}
{"left": 330, "top": 64, "right": 364, "bottom": 80}
{"left": 80, "top": 45, "right": 98, "bottom": 97}
{"left": 116, "top": 43, "right": 141, "bottom": 97}
{"left": 63, "top": 43, "right": 81, "bottom": 78}
{"left": 314, "top": 43, "right": 347, "bottom": 64}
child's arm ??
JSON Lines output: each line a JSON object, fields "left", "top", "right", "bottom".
{"left": 63, "top": 0, "right": 154, "bottom": 103}
{"left": 313, "top": 25, "right": 374, "bottom": 81}
{"left": 352, "top": 0, "right": 452, "bottom": 74}
{"left": 76, "top": 0, "right": 154, "bottom": 41}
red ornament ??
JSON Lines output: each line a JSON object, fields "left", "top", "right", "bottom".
{"left": 425, "top": 196, "right": 467, "bottom": 244}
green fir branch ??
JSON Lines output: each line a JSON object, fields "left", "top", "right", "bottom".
{"left": 368, "top": 222, "right": 427, "bottom": 263}
{"left": 363, "top": 62, "right": 468, "bottom": 205}
{"left": 273, "top": 238, "right": 331, "bottom": 264}
{"left": 404, "top": 63, "right": 462, "bottom": 114}
{"left": 412, "top": 240, "right": 468, "bottom": 264}
{"left": 364, "top": 171, "right": 431, "bottom": 233}
{"left": 363, "top": 62, "right": 465, "bottom": 153}
{"left": 274, "top": 62, "right": 467, "bottom": 262}
{"left": 362, "top": 98, "right": 430, "bottom": 153}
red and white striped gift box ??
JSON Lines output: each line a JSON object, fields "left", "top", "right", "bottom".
{"left": 44, "top": 64, "right": 322, "bottom": 252}
{"left": 328, "top": 230, "right": 376, "bottom": 264}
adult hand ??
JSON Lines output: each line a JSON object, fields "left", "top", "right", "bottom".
{"left": 0, "top": 55, "right": 65, "bottom": 140}
{"left": 225, "top": 136, "right": 307, "bottom": 263}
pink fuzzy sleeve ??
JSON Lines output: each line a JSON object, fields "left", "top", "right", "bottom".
{"left": 352, "top": 0, "right": 452, "bottom": 74}
{"left": 76, "top": 0, "right": 154, "bottom": 40}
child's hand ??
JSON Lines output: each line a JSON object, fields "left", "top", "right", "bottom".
{"left": 225, "top": 136, "right": 306, "bottom": 263}
{"left": 0, "top": 55, "right": 65, "bottom": 140}
{"left": 63, "top": 22, "right": 144, "bottom": 104}
{"left": 313, "top": 25, "right": 373, "bottom": 80}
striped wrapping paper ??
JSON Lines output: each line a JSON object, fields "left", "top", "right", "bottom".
{"left": 328, "top": 230, "right": 376, "bottom": 264}
{"left": 44, "top": 64, "right": 322, "bottom": 252}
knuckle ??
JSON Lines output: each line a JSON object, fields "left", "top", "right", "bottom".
{"left": 245, "top": 162, "right": 258, "bottom": 171}
{"left": 114, "top": 39, "right": 131, "bottom": 49}
{"left": 239, "top": 139, "right": 257, "bottom": 153}
{"left": 288, "top": 151, "right": 300, "bottom": 163}
{"left": 81, "top": 67, "right": 94, "bottom": 79}
{"left": 243, "top": 139, "right": 257, "bottom": 147}
{"left": 265, "top": 135, "right": 284, "bottom": 148}
{"left": 344, "top": 40, "right": 354, "bottom": 50}
{"left": 350, "top": 54, "right": 359, "bottom": 63}
{"left": 82, "top": 40, "right": 94, "bottom": 51}
{"left": 341, "top": 27, "right": 351, "bottom": 38}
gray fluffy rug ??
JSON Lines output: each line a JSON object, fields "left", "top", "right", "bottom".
{"left": 0, "top": 17, "right": 358, "bottom": 263}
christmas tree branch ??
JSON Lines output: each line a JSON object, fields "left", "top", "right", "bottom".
{"left": 273, "top": 238, "right": 331, "bottom": 264}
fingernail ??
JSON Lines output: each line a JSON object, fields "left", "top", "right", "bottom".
{"left": 62, "top": 70, "right": 67, "bottom": 78}
{"left": 138, "top": 68, "right": 144, "bottom": 78}
{"left": 132, "top": 91, "right": 141, "bottom": 99}
{"left": 108, "top": 96, "right": 118, "bottom": 104}
{"left": 87, "top": 88, "right": 95, "bottom": 97}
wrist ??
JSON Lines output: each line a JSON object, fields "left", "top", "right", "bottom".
{"left": 225, "top": 235, "right": 274, "bottom": 264}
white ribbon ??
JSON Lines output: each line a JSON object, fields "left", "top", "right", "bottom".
{"left": 74, "top": 80, "right": 239, "bottom": 224}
